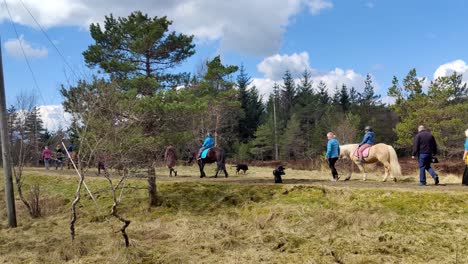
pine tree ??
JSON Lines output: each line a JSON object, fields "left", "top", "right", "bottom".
{"left": 279, "top": 70, "right": 296, "bottom": 124}
{"left": 83, "top": 11, "right": 195, "bottom": 95}
{"left": 24, "top": 106, "right": 46, "bottom": 165}
{"left": 236, "top": 65, "right": 265, "bottom": 143}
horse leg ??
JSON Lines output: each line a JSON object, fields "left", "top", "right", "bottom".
{"left": 214, "top": 163, "right": 219, "bottom": 178}
{"left": 222, "top": 163, "right": 228, "bottom": 178}
{"left": 356, "top": 163, "right": 367, "bottom": 181}
{"left": 344, "top": 159, "right": 354, "bottom": 181}
{"left": 198, "top": 161, "right": 206, "bottom": 178}
{"left": 382, "top": 162, "right": 390, "bottom": 182}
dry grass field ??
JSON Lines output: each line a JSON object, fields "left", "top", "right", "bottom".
{"left": 0, "top": 162, "right": 467, "bottom": 263}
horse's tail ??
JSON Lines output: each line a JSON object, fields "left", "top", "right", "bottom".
{"left": 387, "top": 145, "right": 402, "bottom": 177}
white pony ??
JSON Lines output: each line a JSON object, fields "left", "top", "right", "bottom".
{"left": 339, "top": 143, "right": 402, "bottom": 182}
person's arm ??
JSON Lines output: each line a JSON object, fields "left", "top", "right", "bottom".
{"left": 411, "top": 135, "right": 419, "bottom": 157}
{"left": 325, "top": 141, "right": 331, "bottom": 158}
{"left": 202, "top": 138, "right": 209, "bottom": 147}
{"left": 464, "top": 140, "right": 468, "bottom": 162}
{"left": 359, "top": 134, "right": 369, "bottom": 145}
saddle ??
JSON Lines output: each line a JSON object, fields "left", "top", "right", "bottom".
{"left": 353, "top": 146, "right": 371, "bottom": 158}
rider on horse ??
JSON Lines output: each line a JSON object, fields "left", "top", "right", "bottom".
{"left": 197, "top": 132, "right": 214, "bottom": 160}
{"left": 357, "top": 126, "right": 375, "bottom": 164}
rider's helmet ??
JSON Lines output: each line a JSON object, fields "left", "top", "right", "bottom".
{"left": 364, "top": 126, "right": 373, "bottom": 132}
{"left": 207, "top": 132, "right": 212, "bottom": 137}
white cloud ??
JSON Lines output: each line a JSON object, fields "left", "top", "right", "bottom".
{"left": 257, "top": 52, "right": 311, "bottom": 79}
{"left": 0, "top": 0, "right": 333, "bottom": 56}
{"left": 305, "top": 0, "right": 333, "bottom": 14}
{"left": 4, "top": 35, "right": 48, "bottom": 59}
{"left": 433, "top": 59, "right": 468, "bottom": 84}
{"left": 38, "top": 105, "right": 72, "bottom": 132}
{"left": 253, "top": 51, "right": 370, "bottom": 101}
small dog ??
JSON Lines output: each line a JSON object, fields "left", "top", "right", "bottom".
{"left": 232, "top": 164, "right": 249, "bottom": 174}
{"left": 273, "top": 165, "right": 286, "bottom": 183}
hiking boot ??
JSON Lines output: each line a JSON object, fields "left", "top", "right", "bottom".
{"left": 434, "top": 177, "right": 439, "bottom": 185}
{"left": 357, "top": 160, "right": 363, "bottom": 165}
{"left": 418, "top": 182, "right": 427, "bottom": 186}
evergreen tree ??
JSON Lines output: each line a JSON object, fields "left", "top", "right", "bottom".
{"left": 338, "top": 84, "right": 351, "bottom": 112}
{"left": 203, "top": 56, "right": 239, "bottom": 91}
{"left": 236, "top": 65, "right": 265, "bottom": 143}
{"left": 280, "top": 114, "right": 304, "bottom": 159}
{"left": 279, "top": 70, "right": 296, "bottom": 124}
{"left": 83, "top": 11, "right": 195, "bottom": 95}
{"left": 24, "top": 106, "right": 46, "bottom": 165}
{"left": 360, "top": 74, "right": 381, "bottom": 106}
{"left": 388, "top": 70, "right": 468, "bottom": 151}
{"left": 317, "top": 81, "right": 330, "bottom": 105}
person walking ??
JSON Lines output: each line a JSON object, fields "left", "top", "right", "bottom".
{"left": 462, "top": 128, "right": 468, "bottom": 186}
{"left": 412, "top": 125, "right": 439, "bottom": 186}
{"left": 357, "top": 126, "right": 375, "bottom": 164}
{"left": 42, "top": 146, "right": 52, "bottom": 170}
{"left": 325, "top": 132, "right": 340, "bottom": 181}
{"left": 55, "top": 145, "right": 65, "bottom": 170}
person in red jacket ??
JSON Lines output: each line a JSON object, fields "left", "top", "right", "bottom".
{"left": 42, "top": 146, "right": 52, "bottom": 170}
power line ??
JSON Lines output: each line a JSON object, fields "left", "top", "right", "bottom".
{"left": 18, "top": 0, "right": 80, "bottom": 81}
{"left": 2, "top": 0, "right": 46, "bottom": 106}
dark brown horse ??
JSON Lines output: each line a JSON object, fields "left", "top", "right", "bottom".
{"left": 197, "top": 147, "right": 228, "bottom": 178}
{"left": 164, "top": 145, "right": 178, "bottom": 177}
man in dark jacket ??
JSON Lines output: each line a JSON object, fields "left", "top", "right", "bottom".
{"left": 412, "top": 125, "right": 439, "bottom": 186}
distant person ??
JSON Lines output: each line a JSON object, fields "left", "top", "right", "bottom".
{"left": 325, "top": 132, "right": 340, "bottom": 181}
{"left": 197, "top": 132, "right": 214, "bottom": 160}
{"left": 67, "top": 142, "right": 75, "bottom": 155}
{"left": 42, "top": 146, "right": 52, "bottom": 170}
{"left": 97, "top": 155, "right": 108, "bottom": 175}
{"left": 463, "top": 128, "right": 468, "bottom": 186}
{"left": 357, "top": 126, "right": 375, "bottom": 164}
{"left": 67, "top": 142, "right": 77, "bottom": 169}
{"left": 55, "top": 145, "right": 65, "bottom": 170}
{"left": 412, "top": 125, "right": 439, "bottom": 186}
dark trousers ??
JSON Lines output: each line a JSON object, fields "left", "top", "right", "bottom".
{"left": 463, "top": 166, "right": 468, "bottom": 185}
{"left": 328, "top": 157, "right": 338, "bottom": 179}
{"left": 418, "top": 153, "right": 438, "bottom": 184}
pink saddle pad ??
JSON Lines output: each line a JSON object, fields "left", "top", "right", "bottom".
{"left": 353, "top": 146, "right": 370, "bottom": 158}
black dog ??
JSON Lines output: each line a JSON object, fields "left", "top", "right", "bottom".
{"left": 232, "top": 164, "right": 249, "bottom": 174}
{"left": 273, "top": 165, "right": 286, "bottom": 183}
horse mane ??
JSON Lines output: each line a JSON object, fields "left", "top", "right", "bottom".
{"left": 339, "top": 143, "right": 358, "bottom": 158}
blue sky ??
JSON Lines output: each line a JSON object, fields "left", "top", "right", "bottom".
{"left": 1, "top": 0, "right": 468, "bottom": 131}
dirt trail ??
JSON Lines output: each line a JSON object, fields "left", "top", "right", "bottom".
{"left": 25, "top": 157, "right": 468, "bottom": 193}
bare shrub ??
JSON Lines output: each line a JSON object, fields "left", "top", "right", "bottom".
{"left": 28, "top": 184, "right": 41, "bottom": 218}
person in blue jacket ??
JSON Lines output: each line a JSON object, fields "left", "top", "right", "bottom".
{"left": 198, "top": 132, "right": 214, "bottom": 160}
{"left": 463, "top": 128, "right": 468, "bottom": 186}
{"left": 326, "top": 132, "right": 340, "bottom": 181}
{"left": 357, "top": 126, "right": 375, "bottom": 164}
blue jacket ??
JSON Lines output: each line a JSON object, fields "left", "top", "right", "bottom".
{"left": 465, "top": 138, "right": 468, "bottom": 151}
{"left": 202, "top": 136, "right": 214, "bottom": 148}
{"left": 359, "top": 131, "right": 375, "bottom": 145}
{"left": 326, "top": 138, "right": 340, "bottom": 158}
